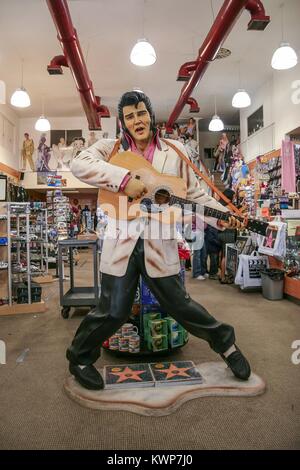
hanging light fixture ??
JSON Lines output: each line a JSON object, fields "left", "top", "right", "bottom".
{"left": 209, "top": 96, "right": 224, "bottom": 132}
{"left": 272, "top": 43, "right": 298, "bottom": 70}
{"left": 10, "top": 60, "right": 31, "bottom": 108}
{"left": 271, "top": 4, "right": 298, "bottom": 70}
{"left": 35, "top": 116, "right": 51, "bottom": 132}
{"left": 232, "top": 89, "right": 251, "bottom": 108}
{"left": 232, "top": 61, "right": 251, "bottom": 108}
{"left": 130, "top": 39, "right": 156, "bottom": 66}
{"left": 0, "top": 80, "right": 6, "bottom": 104}
{"left": 130, "top": 1, "right": 156, "bottom": 66}
{"left": 35, "top": 96, "right": 51, "bottom": 132}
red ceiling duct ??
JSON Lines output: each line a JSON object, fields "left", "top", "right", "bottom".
{"left": 46, "top": 0, "right": 110, "bottom": 130}
{"left": 47, "top": 55, "right": 68, "bottom": 75}
{"left": 187, "top": 97, "right": 200, "bottom": 113}
{"left": 167, "top": 0, "right": 270, "bottom": 129}
{"left": 177, "top": 61, "right": 197, "bottom": 82}
{"left": 246, "top": 0, "right": 270, "bottom": 30}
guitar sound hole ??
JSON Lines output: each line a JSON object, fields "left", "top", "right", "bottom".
{"left": 154, "top": 189, "right": 171, "bottom": 205}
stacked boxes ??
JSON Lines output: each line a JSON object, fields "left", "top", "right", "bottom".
{"left": 13, "top": 281, "right": 42, "bottom": 303}
{"left": 142, "top": 312, "right": 168, "bottom": 352}
{"left": 138, "top": 278, "right": 189, "bottom": 352}
{"left": 165, "top": 317, "right": 188, "bottom": 348}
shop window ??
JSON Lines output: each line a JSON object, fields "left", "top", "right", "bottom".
{"left": 248, "top": 106, "right": 264, "bottom": 136}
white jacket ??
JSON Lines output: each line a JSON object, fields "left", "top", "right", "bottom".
{"left": 71, "top": 138, "right": 228, "bottom": 277}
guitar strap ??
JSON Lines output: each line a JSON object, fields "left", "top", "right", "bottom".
{"left": 161, "top": 138, "right": 243, "bottom": 217}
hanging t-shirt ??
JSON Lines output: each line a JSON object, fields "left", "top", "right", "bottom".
{"left": 281, "top": 140, "right": 296, "bottom": 193}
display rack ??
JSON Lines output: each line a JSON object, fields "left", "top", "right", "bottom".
{"left": 0, "top": 204, "right": 9, "bottom": 306}
{"left": 46, "top": 189, "right": 70, "bottom": 271}
{"left": 28, "top": 205, "right": 55, "bottom": 284}
{"left": 0, "top": 203, "right": 46, "bottom": 316}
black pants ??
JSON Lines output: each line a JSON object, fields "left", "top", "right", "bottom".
{"left": 67, "top": 239, "right": 235, "bottom": 365}
{"left": 209, "top": 252, "right": 220, "bottom": 276}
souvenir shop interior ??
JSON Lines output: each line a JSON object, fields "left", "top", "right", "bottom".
{"left": 0, "top": 0, "right": 299, "bottom": 453}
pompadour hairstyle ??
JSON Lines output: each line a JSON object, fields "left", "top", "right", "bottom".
{"left": 118, "top": 91, "right": 156, "bottom": 132}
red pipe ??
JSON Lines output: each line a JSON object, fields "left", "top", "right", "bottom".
{"left": 187, "top": 97, "right": 200, "bottom": 113}
{"left": 47, "top": 54, "right": 68, "bottom": 75}
{"left": 177, "top": 61, "right": 197, "bottom": 81}
{"left": 246, "top": 0, "right": 270, "bottom": 30}
{"left": 166, "top": 0, "right": 269, "bottom": 129}
{"left": 46, "top": 0, "right": 110, "bottom": 130}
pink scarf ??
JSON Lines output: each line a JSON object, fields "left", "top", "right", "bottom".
{"left": 124, "top": 131, "right": 160, "bottom": 164}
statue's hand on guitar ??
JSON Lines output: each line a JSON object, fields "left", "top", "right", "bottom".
{"left": 218, "top": 215, "right": 245, "bottom": 230}
{"left": 123, "top": 177, "right": 147, "bottom": 200}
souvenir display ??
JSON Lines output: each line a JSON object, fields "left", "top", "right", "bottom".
{"left": 46, "top": 190, "right": 70, "bottom": 267}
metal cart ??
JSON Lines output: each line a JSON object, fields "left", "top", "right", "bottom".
{"left": 58, "top": 239, "right": 99, "bottom": 319}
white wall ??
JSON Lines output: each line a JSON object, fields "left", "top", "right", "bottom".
{"left": 273, "top": 62, "right": 300, "bottom": 148}
{"left": 198, "top": 131, "right": 222, "bottom": 171}
{"left": 19, "top": 115, "right": 116, "bottom": 162}
{"left": 198, "top": 131, "right": 222, "bottom": 156}
{"left": 240, "top": 62, "right": 300, "bottom": 162}
{"left": 0, "top": 103, "right": 19, "bottom": 170}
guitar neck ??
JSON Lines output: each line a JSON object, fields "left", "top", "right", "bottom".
{"left": 169, "top": 195, "right": 234, "bottom": 222}
{"left": 169, "top": 195, "right": 268, "bottom": 236}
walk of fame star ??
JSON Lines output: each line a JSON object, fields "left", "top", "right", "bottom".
{"left": 158, "top": 363, "right": 193, "bottom": 380}
{"left": 109, "top": 366, "right": 146, "bottom": 383}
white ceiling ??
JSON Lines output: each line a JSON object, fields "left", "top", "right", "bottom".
{"left": 0, "top": 0, "right": 299, "bottom": 128}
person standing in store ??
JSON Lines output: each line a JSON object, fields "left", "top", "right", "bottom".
{"left": 217, "top": 188, "right": 238, "bottom": 284}
{"left": 67, "top": 90, "right": 251, "bottom": 390}
{"left": 186, "top": 117, "right": 196, "bottom": 138}
{"left": 22, "top": 133, "right": 35, "bottom": 171}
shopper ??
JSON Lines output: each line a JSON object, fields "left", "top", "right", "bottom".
{"left": 187, "top": 216, "right": 208, "bottom": 280}
{"left": 214, "top": 132, "right": 229, "bottom": 172}
{"left": 205, "top": 224, "right": 222, "bottom": 280}
{"left": 217, "top": 189, "right": 238, "bottom": 284}
{"left": 67, "top": 90, "right": 251, "bottom": 390}
{"left": 186, "top": 117, "right": 196, "bottom": 138}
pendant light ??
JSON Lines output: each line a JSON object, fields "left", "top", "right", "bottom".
{"left": 0, "top": 80, "right": 6, "bottom": 104}
{"left": 209, "top": 96, "right": 224, "bottom": 132}
{"left": 10, "top": 60, "right": 31, "bottom": 108}
{"left": 130, "top": 1, "right": 156, "bottom": 66}
{"left": 232, "top": 61, "right": 251, "bottom": 108}
{"left": 130, "top": 39, "right": 156, "bottom": 66}
{"left": 271, "top": 3, "right": 298, "bottom": 70}
{"left": 35, "top": 96, "right": 51, "bottom": 132}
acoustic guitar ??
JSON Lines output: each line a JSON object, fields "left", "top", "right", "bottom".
{"left": 98, "top": 151, "right": 268, "bottom": 236}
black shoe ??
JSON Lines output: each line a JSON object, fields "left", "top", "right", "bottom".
{"left": 220, "top": 346, "right": 251, "bottom": 381}
{"left": 69, "top": 363, "right": 104, "bottom": 390}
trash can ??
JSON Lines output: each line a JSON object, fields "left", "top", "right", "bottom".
{"left": 261, "top": 269, "right": 285, "bottom": 300}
